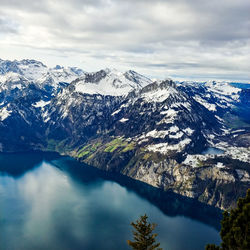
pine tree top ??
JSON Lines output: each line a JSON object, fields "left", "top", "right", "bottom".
{"left": 127, "top": 214, "right": 162, "bottom": 250}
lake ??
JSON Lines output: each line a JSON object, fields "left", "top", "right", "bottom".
{"left": 0, "top": 152, "right": 222, "bottom": 250}
{"left": 202, "top": 147, "right": 225, "bottom": 155}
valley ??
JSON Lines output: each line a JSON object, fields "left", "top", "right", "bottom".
{"left": 0, "top": 59, "right": 249, "bottom": 210}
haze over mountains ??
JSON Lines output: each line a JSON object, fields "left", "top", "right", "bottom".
{"left": 0, "top": 58, "right": 250, "bottom": 210}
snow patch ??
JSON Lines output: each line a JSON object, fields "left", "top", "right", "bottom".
{"left": 183, "top": 128, "right": 194, "bottom": 136}
{"left": 119, "top": 118, "right": 129, "bottom": 123}
{"left": 147, "top": 138, "right": 191, "bottom": 153}
{"left": 0, "top": 106, "right": 12, "bottom": 121}
{"left": 194, "top": 95, "right": 217, "bottom": 111}
{"left": 142, "top": 86, "right": 178, "bottom": 103}
{"left": 145, "top": 130, "right": 169, "bottom": 138}
{"left": 169, "top": 125, "right": 179, "bottom": 133}
{"left": 216, "top": 162, "right": 225, "bottom": 169}
{"left": 32, "top": 100, "right": 50, "bottom": 108}
{"left": 111, "top": 109, "right": 121, "bottom": 116}
{"left": 169, "top": 131, "right": 184, "bottom": 139}
{"left": 158, "top": 108, "right": 178, "bottom": 125}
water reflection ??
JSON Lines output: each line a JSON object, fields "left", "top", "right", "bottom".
{"left": 0, "top": 151, "right": 60, "bottom": 177}
{"left": 53, "top": 157, "right": 222, "bottom": 230}
{"left": 0, "top": 153, "right": 221, "bottom": 250}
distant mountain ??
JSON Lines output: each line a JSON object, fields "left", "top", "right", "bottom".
{"left": 0, "top": 58, "right": 249, "bottom": 210}
{"left": 71, "top": 68, "right": 152, "bottom": 96}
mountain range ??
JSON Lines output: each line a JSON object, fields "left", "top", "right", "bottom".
{"left": 0, "top": 58, "right": 249, "bottom": 210}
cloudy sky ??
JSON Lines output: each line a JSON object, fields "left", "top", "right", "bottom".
{"left": 0, "top": 0, "right": 249, "bottom": 81}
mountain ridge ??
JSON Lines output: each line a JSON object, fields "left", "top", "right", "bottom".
{"left": 0, "top": 58, "right": 249, "bottom": 210}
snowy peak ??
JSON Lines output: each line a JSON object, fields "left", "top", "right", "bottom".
{"left": 0, "top": 59, "right": 47, "bottom": 81}
{"left": 0, "top": 58, "right": 84, "bottom": 83}
{"left": 0, "top": 59, "right": 85, "bottom": 96}
{"left": 0, "top": 59, "right": 152, "bottom": 97}
{"left": 131, "top": 79, "right": 180, "bottom": 103}
{"left": 124, "top": 70, "right": 152, "bottom": 87}
{"left": 37, "top": 66, "right": 85, "bottom": 88}
{"left": 73, "top": 68, "right": 152, "bottom": 96}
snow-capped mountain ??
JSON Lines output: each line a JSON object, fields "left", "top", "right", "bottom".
{"left": 72, "top": 68, "right": 152, "bottom": 96}
{"left": 0, "top": 59, "right": 85, "bottom": 102}
{"left": 0, "top": 59, "right": 47, "bottom": 79}
{"left": 177, "top": 80, "right": 241, "bottom": 111}
{"left": 177, "top": 80, "right": 250, "bottom": 128}
{"left": 0, "top": 59, "right": 85, "bottom": 82}
{"left": 0, "top": 58, "right": 249, "bottom": 210}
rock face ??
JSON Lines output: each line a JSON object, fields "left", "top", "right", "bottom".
{"left": 0, "top": 58, "right": 249, "bottom": 210}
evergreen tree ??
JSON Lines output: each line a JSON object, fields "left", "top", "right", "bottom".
{"left": 127, "top": 214, "right": 162, "bottom": 250}
{"left": 206, "top": 189, "right": 250, "bottom": 250}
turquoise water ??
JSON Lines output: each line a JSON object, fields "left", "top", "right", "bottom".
{"left": 202, "top": 147, "right": 224, "bottom": 155}
{"left": 0, "top": 152, "right": 221, "bottom": 250}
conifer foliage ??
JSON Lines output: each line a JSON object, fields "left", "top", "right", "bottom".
{"left": 206, "top": 189, "right": 250, "bottom": 250}
{"left": 127, "top": 214, "right": 162, "bottom": 250}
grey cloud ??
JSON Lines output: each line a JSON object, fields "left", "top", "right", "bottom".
{"left": 0, "top": 16, "right": 18, "bottom": 33}
{"left": 0, "top": 0, "right": 249, "bottom": 81}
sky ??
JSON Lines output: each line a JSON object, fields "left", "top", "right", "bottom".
{"left": 0, "top": 0, "right": 249, "bottom": 81}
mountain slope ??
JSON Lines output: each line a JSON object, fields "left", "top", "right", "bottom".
{"left": 0, "top": 58, "right": 249, "bottom": 210}
{"left": 62, "top": 80, "right": 249, "bottom": 210}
